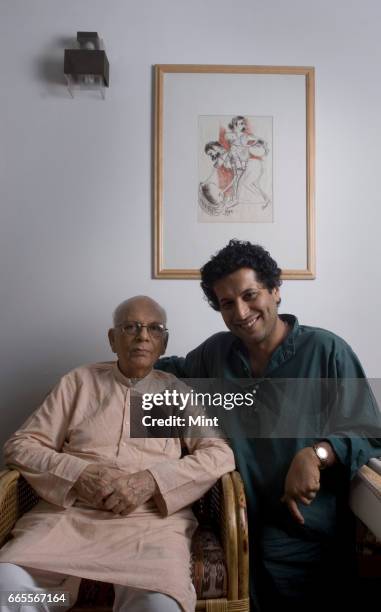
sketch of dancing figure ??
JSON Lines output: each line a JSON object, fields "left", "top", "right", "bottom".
{"left": 225, "top": 116, "right": 271, "bottom": 209}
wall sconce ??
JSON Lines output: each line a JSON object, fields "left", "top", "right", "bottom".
{"left": 64, "top": 32, "right": 109, "bottom": 98}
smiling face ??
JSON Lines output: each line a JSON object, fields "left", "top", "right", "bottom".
{"left": 213, "top": 267, "right": 281, "bottom": 350}
{"left": 108, "top": 297, "right": 167, "bottom": 379}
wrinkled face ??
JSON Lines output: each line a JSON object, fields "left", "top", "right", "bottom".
{"left": 213, "top": 268, "right": 280, "bottom": 347}
{"left": 108, "top": 299, "right": 167, "bottom": 378}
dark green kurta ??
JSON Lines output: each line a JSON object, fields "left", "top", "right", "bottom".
{"left": 157, "top": 315, "right": 381, "bottom": 610}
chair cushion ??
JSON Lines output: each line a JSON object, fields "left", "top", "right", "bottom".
{"left": 191, "top": 525, "right": 227, "bottom": 599}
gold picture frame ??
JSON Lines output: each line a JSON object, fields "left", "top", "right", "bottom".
{"left": 154, "top": 64, "right": 315, "bottom": 279}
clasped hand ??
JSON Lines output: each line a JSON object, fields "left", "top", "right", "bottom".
{"left": 281, "top": 447, "right": 321, "bottom": 524}
{"left": 73, "top": 464, "right": 157, "bottom": 515}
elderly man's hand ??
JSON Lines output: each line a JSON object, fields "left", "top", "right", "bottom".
{"left": 281, "top": 447, "right": 321, "bottom": 524}
{"left": 102, "top": 470, "right": 158, "bottom": 515}
{"left": 73, "top": 464, "right": 122, "bottom": 509}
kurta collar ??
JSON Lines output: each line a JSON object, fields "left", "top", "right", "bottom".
{"left": 112, "top": 361, "right": 156, "bottom": 389}
{"left": 266, "top": 314, "right": 298, "bottom": 373}
{"left": 232, "top": 314, "right": 299, "bottom": 376}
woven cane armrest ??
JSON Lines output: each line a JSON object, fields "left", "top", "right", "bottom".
{"left": 0, "top": 470, "right": 39, "bottom": 547}
{"left": 0, "top": 470, "right": 20, "bottom": 547}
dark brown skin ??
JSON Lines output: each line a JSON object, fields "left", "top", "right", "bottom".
{"left": 281, "top": 442, "right": 337, "bottom": 524}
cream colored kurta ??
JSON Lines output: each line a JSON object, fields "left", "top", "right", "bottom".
{"left": 0, "top": 363, "right": 235, "bottom": 612}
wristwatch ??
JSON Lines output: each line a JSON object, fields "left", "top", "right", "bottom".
{"left": 312, "top": 443, "right": 329, "bottom": 469}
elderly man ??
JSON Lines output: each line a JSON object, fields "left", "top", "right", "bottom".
{"left": 157, "top": 240, "right": 381, "bottom": 612}
{"left": 0, "top": 296, "right": 235, "bottom": 612}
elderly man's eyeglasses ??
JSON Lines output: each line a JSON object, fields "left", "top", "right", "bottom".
{"left": 115, "top": 321, "right": 168, "bottom": 339}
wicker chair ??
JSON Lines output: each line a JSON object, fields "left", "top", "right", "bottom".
{"left": 0, "top": 469, "right": 249, "bottom": 612}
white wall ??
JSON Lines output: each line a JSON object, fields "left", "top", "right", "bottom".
{"left": 1, "top": 0, "right": 381, "bottom": 448}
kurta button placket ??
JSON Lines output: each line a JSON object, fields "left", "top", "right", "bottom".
{"left": 118, "top": 387, "right": 130, "bottom": 453}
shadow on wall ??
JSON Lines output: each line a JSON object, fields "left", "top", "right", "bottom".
{"left": 34, "top": 36, "right": 74, "bottom": 98}
{"left": 0, "top": 348, "right": 94, "bottom": 463}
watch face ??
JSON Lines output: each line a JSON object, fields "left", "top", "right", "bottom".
{"left": 316, "top": 446, "right": 329, "bottom": 461}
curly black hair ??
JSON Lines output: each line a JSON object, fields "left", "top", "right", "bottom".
{"left": 200, "top": 239, "right": 282, "bottom": 311}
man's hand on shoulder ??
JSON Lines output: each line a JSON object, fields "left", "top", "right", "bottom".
{"left": 102, "top": 470, "right": 158, "bottom": 516}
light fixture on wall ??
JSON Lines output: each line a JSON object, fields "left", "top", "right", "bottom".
{"left": 64, "top": 32, "right": 109, "bottom": 98}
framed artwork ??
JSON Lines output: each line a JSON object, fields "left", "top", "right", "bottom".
{"left": 154, "top": 64, "right": 315, "bottom": 279}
